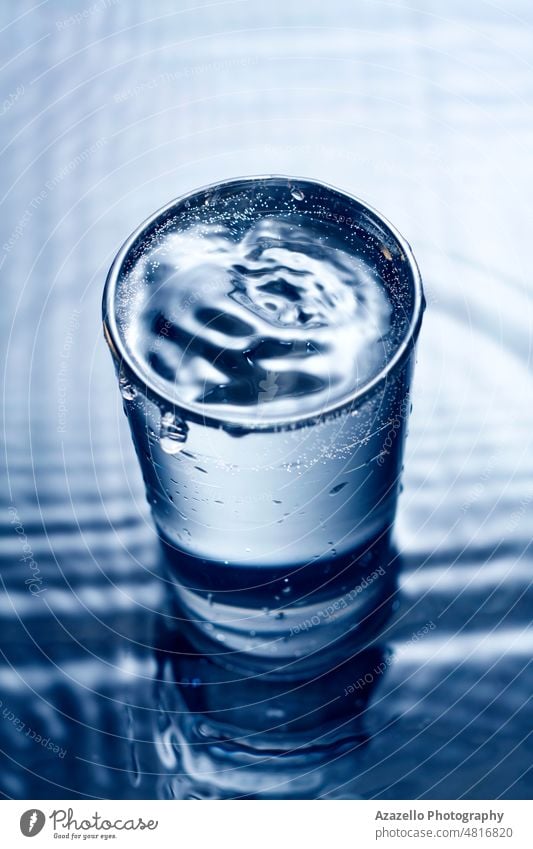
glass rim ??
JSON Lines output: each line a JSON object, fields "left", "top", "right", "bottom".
{"left": 103, "top": 175, "right": 424, "bottom": 430}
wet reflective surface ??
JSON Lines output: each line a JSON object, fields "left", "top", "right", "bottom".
{"left": 1, "top": 1, "right": 532, "bottom": 799}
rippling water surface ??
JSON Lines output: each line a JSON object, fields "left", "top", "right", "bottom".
{"left": 116, "top": 197, "right": 398, "bottom": 418}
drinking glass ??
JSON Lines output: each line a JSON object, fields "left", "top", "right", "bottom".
{"left": 103, "top": 176, "right": 424, "bottom": 669}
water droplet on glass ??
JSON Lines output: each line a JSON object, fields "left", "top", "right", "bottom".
{"left": 119, "top": 375, "right": 136, "bottom": 401}
{"left": 159, "top": 411, "right": 188, "bottom": 454}
{"left": 329, "top": 481, "right": 348, "bottom": 495}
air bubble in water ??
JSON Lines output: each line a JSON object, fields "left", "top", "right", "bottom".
{"left": 159, "top": 411, "right": 188, "bottom": 455}
{"left": 290, "top": 187, "right": 305, "bottom": 201}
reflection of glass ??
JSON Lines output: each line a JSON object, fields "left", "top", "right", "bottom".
{"left": 103, "top": 177, "right": 424, "bottom": 668}
{"left": 151, "top": 573, "right": 397, "bottom": 800}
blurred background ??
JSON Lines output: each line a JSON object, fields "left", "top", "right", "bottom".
{"left": 0, "top": 0, "right": 532, "bottom": 799}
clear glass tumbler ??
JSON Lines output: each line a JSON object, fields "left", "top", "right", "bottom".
{"left": 103, "top": 176, "right": 424, "bottom": 670}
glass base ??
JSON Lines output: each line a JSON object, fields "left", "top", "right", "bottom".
{"left": 161, "top": 533, "right": 400, "bottom": 676}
